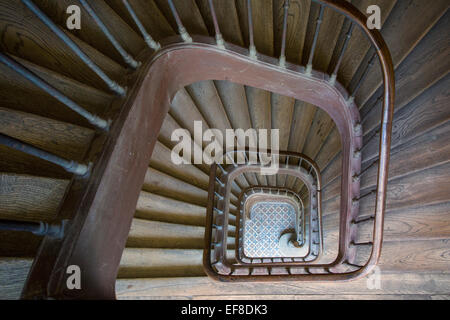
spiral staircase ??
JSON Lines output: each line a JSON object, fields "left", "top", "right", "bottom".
{"left": 0, "top": 0, "right": 449, "bottom": 299}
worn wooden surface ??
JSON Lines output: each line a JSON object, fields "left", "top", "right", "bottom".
{"left": 116, "top": 273, "right": 450, "bottom": 299}
{"left": 0, "top": 0, "right": 448, "bottom": 299}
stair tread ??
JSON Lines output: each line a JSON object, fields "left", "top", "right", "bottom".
{"left": 355, "top": 239, "right": 450, "bottom": 272}
{"left": 126, "top": 218, "right": 235, "bottom": 249}
{"left": 142, "top": 167, "right": 208, "bottom": 206}
{"left": 136, "top": 191, "right": 207, "bottom": 226}
{"left": 274, "top": 0, "right": 310, "bottom": 65}
{"left": 0, "top": 257, "right": 33, "bottom": 300}
{"left": 150, "top": 141, "right": 210, "bottom": 190}
{"left": 362, "top": 11, "right": 450, "bottom": 136}
{"left": 0, "top": 1, "right": 126, "bottom": 91}
{"left": 196, "top": 0, "right": 244, "bottom": 46}
{"left": 333, "top": 0, "right": 396, "bottom": 88}
{"left": 34, "top": 0, "right": 144, "bottom": 66}
{"left": 155, "top": 0, "right": 208, "bottom": 36}
{"left": 247, "top": 0, "right": 274, "bottom": 56}
{"left": 118, "top": 248, "right": 235, "bottom": 278}
{"left": 355, "top": 202, "right": 450, "bottom": 243}
{"left": 363, "top": 74, "right": 450, "bottom": 165}
{"left": 304, "top": 5, "right": 345, "bottom": 72}
{"left": 107, "top": 0, "right": 176, "bottom": 42}
{"left": 0, "top": 106, "right": 94, "bottom": 161}
{"left": 361, "top": 122, "right": 450, "bottom": 191}
{"left": 0, "top": 145, "right": 69, "bottom": 179}
{"left": 186, "top": 81, "right": 232, "bottom": 135}
{"left": 323, "top": 160, "right": 450, "bottom": 216}
{"left": 356, "top": 0, "right": 449, "bottom": 107}
{"left": 0, "top": 173, "right": 69, "bottom": 222}
{"left": 0, "top": 55, "right": 114, "bottom": 127}
{"left": 0, "top": 230, "right": 42, "bottom": 258}
{"left": 116, "top": 272, "right": 450, "bottom": 299}
{"left": 302, "top": 108, "right": 335, "bottom": 160}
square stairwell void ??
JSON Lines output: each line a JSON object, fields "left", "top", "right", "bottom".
{"left": 243, "top": 201, "right": 304, "bottom": 258}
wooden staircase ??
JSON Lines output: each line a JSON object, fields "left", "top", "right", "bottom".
{"left": 0, "top": 0, "right": 449, "bottom": 299}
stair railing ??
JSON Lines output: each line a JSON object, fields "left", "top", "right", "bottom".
{"left": 204, "top": 149, "right": 324, "bottom": 277}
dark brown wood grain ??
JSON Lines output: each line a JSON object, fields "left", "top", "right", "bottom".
{"left": 356, "top": 0, "right": 449, "bottom": 107}
{"left": 0, "top": 0, "right": 126, "bottom": 91}
{"left": 362, "top": 11, "right": 450, "bottom": 136}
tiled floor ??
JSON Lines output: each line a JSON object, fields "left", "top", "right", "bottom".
{"left": 243, "top": 201, "right": 296, "bottom": 258}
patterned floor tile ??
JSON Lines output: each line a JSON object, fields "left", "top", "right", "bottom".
{"left": 243, "top": 201, "right": 296, "bottom": 258}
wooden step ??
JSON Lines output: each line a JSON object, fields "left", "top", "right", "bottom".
{"left": 157, "top": 112, "right": 212, "bottom": 175}
{"left": 118, "top": 248, "right": 235, "bottom": 278}
{"left": 331, "top": 0, "right": 396, "bottom": 88}
{"left": 303, "top": 4, "right": 345, "bottom": 72}
{"left": 154, "top": 0, "right": 208, "bottom": 36}
{"left": 294, "top": 107, "right": 336, "bottom": 203}
{"left": 355, "top": 202, "right": 450, "bottom": 243}
{"left": 107, "top": 0, "right": 175, "bottom": 42}
{"left": 214, "top": 80, "right": 259, "bottom": 187}
{"left": 363, "top": 74, "right": 450, "bottom": 165}
{"left": 274, "top": 0, "right": 310, "bottom": 65}
{"left": 287, "top": 101, "right": 316, "bottom": 154}
{"left": 302, "top": 109, "right": 335, "bottom": 161}
{"left": 116, "top": 272, "right": 450, "bottom": 299}
{"left": 359, "top": 161, "right": 450, "bottom": 217}
{"left": 142, "top": 167, "right": 208, "bottom": 206}
{"left": 126, "top": 218, "right": 235, "bottom": 249}
{"left": 321, "top": 152, "right": 342, "bottom": 188}
{"left": 180, "top": 82, "right": 250, "bottom": 189}
{"left": 0, "top": 0, "right": 126, "bottom": 91}
{"left": 361, "top": 121, "right": 450, "bottom": 191}
{"left": 34, "top": 0, "right": 144, "bottom": 67}
{"left": 0, "top": 107, "right": 94, "bottom": 162}
{"left": 323, "top": 75, "right": 450, "bottom": 203}
{"left": 71, "top": 0, "right": 145, "bottom": 57}
{"left": 0, "top": 56, "right": 114, "bottom": 128}
{"left": 0, "top": 257, "right": 33, "bottom": 300}
{"left": 246, "top": 86, "right": 270, "bottom": 186}
{"left": 196, "top": 0, "right": 244, "bottom": 46}
{"left": 0, "top": 173, "right": 69, "bottom": 222}
{"left": 324, "top": 160, "right": 450, "bottom": 216}
{"left": 285, "top": 101, "right": 316, "bottom": 189}
{"left": 315, "top": 127, "right": 341, "bottom": 171}
{"left": 321, "top": 175, "right": 340, "bottom": 203}
{"left": 118, "top": 248, "right": 204, "bottom": 278}
{"left": 318, "top": 216, "right": 339, "bottom": 265}
{"left": 272, "top": 94, "right": 294, "bottom": 187}
{"left": 186, "top": 81, "right": 232, "bottom": 138}
{"left": 148, "top": 145, "right": 240, "bottom": 205}
{"left": 150, "top": 141, "right": 210, "bottom": 190}
{"left": 247, "top": 0, "right": 274, "bottom": 57}
{"left": 135, "top": 191, "right": 207, "bottom": 226}
{"left": 170, "top": 89, "right": 209, "bottom": 140}
{"left": 214, "top": 81, "right": 251, "bottom": 134}
{"left": 354, "top": 239, "right": 450, "bottom": 273}
{"left": 356, "top": 0, "right": 449, "bottom": 107}
{"left": 322, "top": 119, "right": 449, "bottom": 204}
{"left": 362, "top": 11, "right": 450, "bottom": 137}
{"left": 0, "top": 230, "right": 42, "bottom": 257}
{"left": 0, "top": 145, "right": 69, "bottom": 179}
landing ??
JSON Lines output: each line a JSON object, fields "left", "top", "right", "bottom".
{"left": 243, "top": 201, "right": 297, "bottom": 258}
